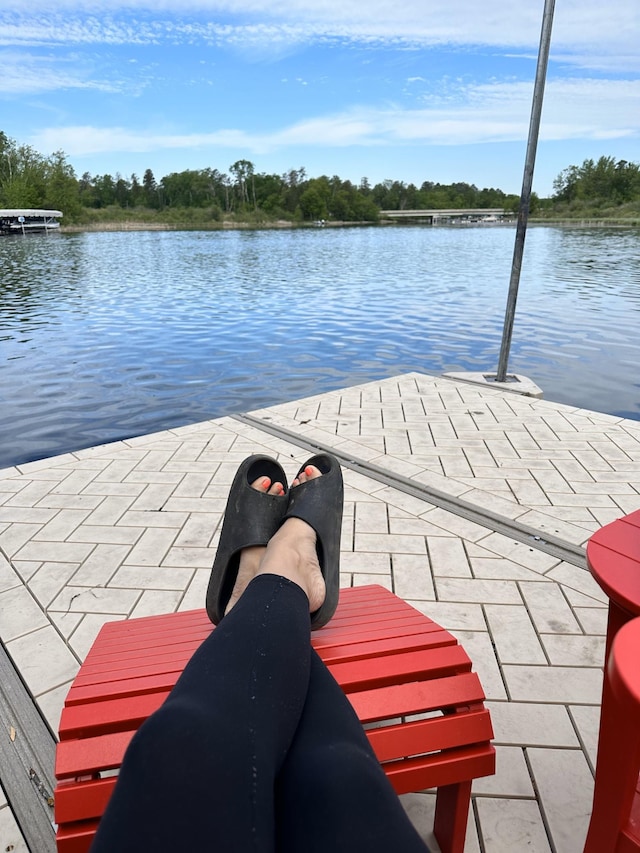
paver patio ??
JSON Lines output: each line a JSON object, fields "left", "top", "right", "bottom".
{"left": 1, "top": 372, "right": 639, "bottom": 851}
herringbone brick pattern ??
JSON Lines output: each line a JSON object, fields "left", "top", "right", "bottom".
{"left": 1, "top": 372, "right": 639, "bottom": 852}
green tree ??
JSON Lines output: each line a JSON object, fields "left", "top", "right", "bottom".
{"left": 229, "top": 159, "right": 256, "bottom": 209}
{"left": 253, "top": 172, "right": 286, "bottom": 214}
{"left": 281, "top": 168, "right": 307, "bottom": 213}
{"left": 114, "top": 173, "right": 131, "bottom": 208}
{"left": 93, "top": 174, "right": 116, "bottom": 207}
{"left": 0, "top": 137, "right": 47, "bottom": 207}
{"left": 78, "top": 172, "right": 99, "bottom": 208}
{"left": 130, "top": 173, "right": 142, "bottom": 207}
{"left": 142, "top": 168, "right": 159, "bottom": 208}
{"left": 552, "top": 157, "right": 640, "bottom": 206}
{"left": 43, "top": 151, "right": 81, "bottom": 220}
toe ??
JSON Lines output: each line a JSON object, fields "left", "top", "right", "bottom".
{"left": 251, "top": 476, "right": 272, "bottom": 493}
{"left": 293, "top": 465, "right": 322, "bottom": 488}
{"left": 250, "top": 476, "right": 284, "bottom": 496}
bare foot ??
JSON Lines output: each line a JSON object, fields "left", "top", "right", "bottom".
{"left": 224, "top": 476, "right": 285, "bottom": 615}
{"left": 256, "top": 465, "right": 326, "bottom": 614}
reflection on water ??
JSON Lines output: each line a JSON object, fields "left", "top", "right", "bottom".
{"left": 1, "top": 225, "right": 639, "bottom": 467}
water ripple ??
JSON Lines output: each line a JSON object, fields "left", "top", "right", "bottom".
{"left": 1, "top": 224, "right": 639, "bottom": 467}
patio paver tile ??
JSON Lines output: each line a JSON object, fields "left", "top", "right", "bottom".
{"left": 412, "top": 600, "right": 487, "bottom": 631}
{"left": 130, "top": 589, "right": 184, "bottom": 619}
{"left": 109, "top": 564, "right": 194, "bottom": 590}
{"left": 470, "top": 557, "right": 552, "bottom": 582}
{"left": 354, "top": 532, "right": 427, "bottom": 554}
{"left": 540, "top": 634, "right": 605, "bottom": 667}
{"left": 0, "top": 524, "right": 49, "bottom": 558}
{"left": 427, "top": 536, "right": 472, "bottom": 577}
{"left": 573, "top": 607, "right": 608, "bottom": 635}
{"left": 31, "top": 508, "right": 92, "bottom": 542}
{"left": 484, "top": 604, "right": 546, "bottom": 664}
{"left": 0, "top": 553, "right": 21, "bottom": 593}
{"left": 392, "top": 560, "right": 435, "bottom": 600}
{"left": 563, "top": 587, "right": 607, "bottom": 608}
{"left": 0, "top": 585, "right": 49, "bottom": 640}
{"left": 49, "top": 610, "right": 83, "bottom": 638}
{"left": 36, "top": 679, "right": 76, "bottom": 737}
{"left": 125, "top": 527, "right": 177, "bottom": 566}
{"left": 84, "top": 495, "right": 137, "bottom": 526}
{"left": 341, "top": 551, "right": 391, "bottom": 574}
{"left": 502, "top": 664, "right": 602, "bottom": 704}
{"left": 0, "top": 801, "right": 29, "bottom": 853}
{"left": 518, "top": 582, "right": 583, "bottom": 634}
{"left": 470, "top": 533, "right": 560, "bottom": 572}
{"left": 527, "top": 747, "right": 594, "bottom": 853}
{"left": 48, "top": 585, "right": 141, "bottom": 614}
{"left": 6, "top": 624, "right": 80, "bottom": 696}
{"left": 435, "top": 577, "right": 521, "bottom": 605}
{"left": 67, "top": 524, "right": 144, "bottom": 545}
{"left": 568, "top": 705, "right": 602, "bottom": 769}
{"left": 472, "top": 746, "right": 534, "bottom": 797}
{"left": 352, "top": 573, "right": 393, "bottom": 589}
{"left": 475, "top": 798, "right": 552, "bottom": 853}
{"left": 449, "top": 629, "right": 508, "bottom": 700}
{"left": 71, "top": 543, "right": 131, "bottom": 586}
{"left": 178, "top": 569, "right": 211, "bottom": 612}
{"left": 13, "top": 539, "right": 95, "bottom": 565}
{"left": 68, "top": 613, "right": 126, "bottom": 659}
{"left": 28, "top": 561, "right": 81, "bottom": 609}
{"left": 486, "top": 701, "right": 579, "bottom": 747}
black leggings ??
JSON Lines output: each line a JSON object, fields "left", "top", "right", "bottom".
{"left": 91, "top": 574, "right": 430, "bottom": 852}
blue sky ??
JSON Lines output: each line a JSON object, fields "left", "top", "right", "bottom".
{"left": 1, "top": 0, "right": 638, "bottom": 196}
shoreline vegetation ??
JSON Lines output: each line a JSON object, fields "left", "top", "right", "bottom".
{"left": 2, "top": 130, "right": 639, "bottom": 228}
{"left": 59, "top": 216, "right": 640, "bottom": 234}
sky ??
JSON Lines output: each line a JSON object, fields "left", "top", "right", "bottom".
{"left": 1, "top": 0, "right": 639, "bottom": 197}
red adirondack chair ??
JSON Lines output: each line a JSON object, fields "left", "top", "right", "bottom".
{"left": 54, "top": 585, "right": 495, "bottom": 853}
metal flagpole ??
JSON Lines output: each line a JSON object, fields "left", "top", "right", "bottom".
{"left": 494, "top": 0, "right": 556, "bottom": 382}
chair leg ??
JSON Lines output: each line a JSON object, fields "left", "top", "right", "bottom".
{"left": 434, "top": 780, "right": 472, "bottom": 853}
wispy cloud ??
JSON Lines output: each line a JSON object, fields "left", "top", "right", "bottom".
{"left": 0, "top": 50, "right": 134, "bottom": 95}
{"left": 1, "top": 1, "right": 638, "bottom": 68}
{"left": 29, "top": 78, "right": 640, "bottom": 158}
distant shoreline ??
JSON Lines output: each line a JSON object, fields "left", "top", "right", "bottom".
{"left": 60, "top": 216, "right": 639, "bottom": 234}
{"left": 59, "top": 219, "right": 378, "bottom": 233}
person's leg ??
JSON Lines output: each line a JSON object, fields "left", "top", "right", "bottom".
{"left": 91, "top": 471, "right": 325, "bottom": 853}
{"left": 275, "top": 650, "right": 430, "bottom": 853}
{"left": 90, "top": 574, "right": 311, "bottom": 853}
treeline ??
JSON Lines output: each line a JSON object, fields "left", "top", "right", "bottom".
{"left": 1, "top": 130, "right": 638, "bottom": 224}
{"left": 552, "top": 156, "right": 640, "bottom": 205}
{"left": 0, "top": 130, "right": 517, "bottom": 223}
{"left": 0, "top": 132, "right": 82, "bottom": 219}
{"left": 75, "top": 169, "right": 519, "bottom": 221}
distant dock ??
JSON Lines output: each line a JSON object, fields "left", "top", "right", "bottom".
{"left": 379, "top": 207, "right": 510, "bottom": 224}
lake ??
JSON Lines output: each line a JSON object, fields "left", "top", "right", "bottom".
{"left": 1, "top": 224, "right": 639, "bottom": 469}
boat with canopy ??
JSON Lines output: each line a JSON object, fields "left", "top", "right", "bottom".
{"left": 0, "top": 209, "right": 63, "bottom": 235}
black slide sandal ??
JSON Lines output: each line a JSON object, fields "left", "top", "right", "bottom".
{"left": 206, "top": 455, "right": 288, "bottom": 624}
{"left": 283, "top": 453, "right": 343, "bottom": 629}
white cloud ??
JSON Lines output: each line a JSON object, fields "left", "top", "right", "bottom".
{"left": 29, "top": 77, "right": 640, "bottom": 157}
{"left": 0, "top": 1, "right": 638, "bottom": 66}
{"left": 0, "top": 51, "right": 131, "bottom": 95}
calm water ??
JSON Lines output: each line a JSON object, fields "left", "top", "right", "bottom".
{"left": 1, "top": 225, "right": 639, "bottom": 468}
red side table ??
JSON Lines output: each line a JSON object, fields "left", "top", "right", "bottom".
{"left": 586, "top": 507, "right": 640, "bottom": 657}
